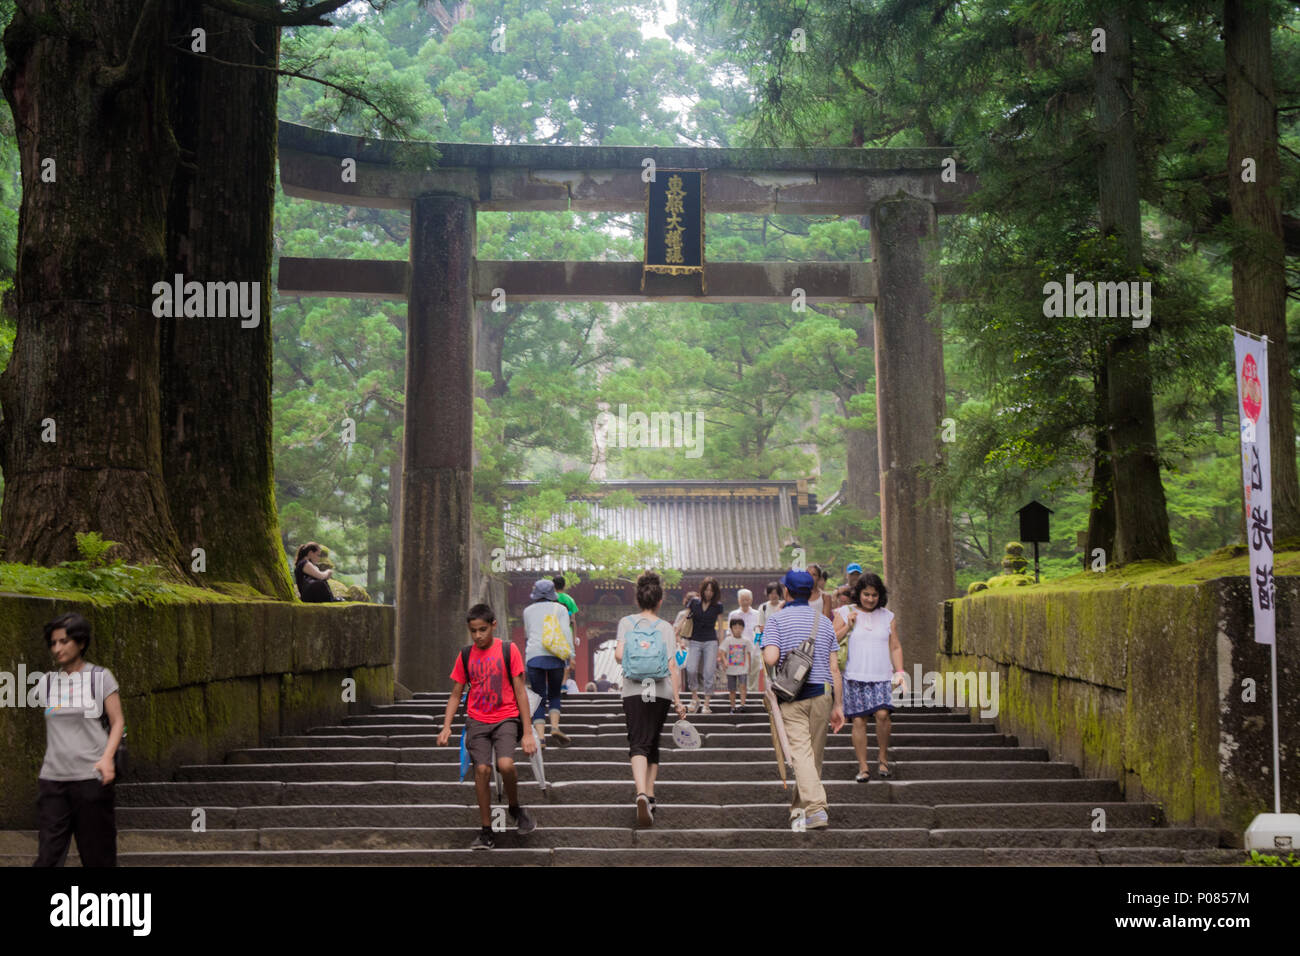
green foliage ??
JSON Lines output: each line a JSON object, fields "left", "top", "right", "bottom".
{"left": 257, "top": 0, "right": 1290, "bottom": 603}
{"left": 0, "top": 533, "right": 167, "bottom": 600}
{"left": 783, "top": 507, "right": 881, "bottom": 588}
{"left": 1244, "top": 850, "right": 1299, "bottom": 867}
{"left": 696, "top": 0, "right": 1290, "bottom": 577}
{"left": 71, "top": 532, "right": 115, "bottom": 567}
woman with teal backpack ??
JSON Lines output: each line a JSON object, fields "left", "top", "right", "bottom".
{"left": 615, "top": 571, "right": 686, "bottom": 827}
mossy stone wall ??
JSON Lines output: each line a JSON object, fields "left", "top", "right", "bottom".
{"left": 939, "top": 576, "right": 1297, "bottom": 839}
{"left": 0, "top": 595, "right": 394, "bottom": 828}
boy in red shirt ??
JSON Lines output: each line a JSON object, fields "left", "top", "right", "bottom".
{"left": 437, "top": 603, "right": 538, "bottom": 849}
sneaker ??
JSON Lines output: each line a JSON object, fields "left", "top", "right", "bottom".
{"left": 686, "top": 698, "right": 699, "bottom": 714}
{"left": 804, "top": 810, "right": 829, "bottom": 830}
{"left": 510, "top": 805, "right": 537, "bottom": 836}
{"left": 470, "top": 831, "right": 495, "bottom": 850}
{"left": 700, "top": 704, "right": 712, "bottom": 715}
{"left": 636, "top": 793, "right": 653, "bottom": 828}
{"left": 728, "top": 706, "right": 738, "bottom": 714}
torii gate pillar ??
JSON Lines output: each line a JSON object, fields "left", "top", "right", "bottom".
{"left": 397, "top": 194, "right": 476, "bottom": 690}
{"left": 871, "top": 195, "right": 955, "bottom": 670}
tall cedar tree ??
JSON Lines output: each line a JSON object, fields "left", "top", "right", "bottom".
{"left": 1225, "top": 0, "right": 1300, "bottom": 541}
{"left": 0, "top": 0, "right": 352, "bottom": 592}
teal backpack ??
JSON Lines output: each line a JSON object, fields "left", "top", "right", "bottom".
{"left": 622, "top": 615, "right": 670, "bottom": 681}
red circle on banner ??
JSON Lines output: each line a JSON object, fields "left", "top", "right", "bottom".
{"left": 1241, "top": 354, "right": 1262, "bottom": 422}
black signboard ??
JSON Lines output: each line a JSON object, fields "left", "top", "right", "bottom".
{"left": 643, "top": 169, "right": 704, "bottom": 286}
{"left": 1017, "top": 500, "right": 1053, "bottom": 543}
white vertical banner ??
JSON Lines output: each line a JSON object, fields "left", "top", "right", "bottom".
{"left": 1234, "top": 331, "right": 1275, "bottom": 645}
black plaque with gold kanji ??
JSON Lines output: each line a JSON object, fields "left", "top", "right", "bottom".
{"left": 644, "top": 169, "right": 704, "bottom": 278}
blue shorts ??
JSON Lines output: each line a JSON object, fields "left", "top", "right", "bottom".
{"left": 844, "top": 679, "right": 894, "bottom": 719}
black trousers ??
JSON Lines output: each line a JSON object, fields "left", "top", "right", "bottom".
{"left": 298, "top": 578, "right": 337, "bottom": 603}
{"left": 622, "top": 695, "right": 671, "bottom": 765}
{"left": 35, "top": 778, "right": 117, "bottom": 867}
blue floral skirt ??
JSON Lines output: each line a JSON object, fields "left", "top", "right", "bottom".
{"left": 844, "top": 678, "right": 894, "bottom": 718}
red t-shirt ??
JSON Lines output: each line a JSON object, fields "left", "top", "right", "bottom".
{"left": 450, "top": 639, "right": 524, "bottom": 724}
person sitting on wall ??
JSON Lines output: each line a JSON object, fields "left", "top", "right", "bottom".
{"left": 294, "top": 542, "right": 339, "bottom": 603}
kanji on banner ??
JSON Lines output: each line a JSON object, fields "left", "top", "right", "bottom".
{"left": 1234, "top": 330, "right": 1274, "bottom": 645}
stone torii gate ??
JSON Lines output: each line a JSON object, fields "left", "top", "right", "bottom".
{"left": 277, "top": 121, "right": 972, "bottom": 691}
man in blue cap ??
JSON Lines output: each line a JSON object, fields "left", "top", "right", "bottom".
{"left": 845, "top": 563, "right": 863, "bottom": 589}
{"left": 762, "top": 569, "right": 845, "bottom": 830}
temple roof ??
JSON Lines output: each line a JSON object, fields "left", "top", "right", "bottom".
{"left": 501, "top": 480, "right": 816, "bottom": 574}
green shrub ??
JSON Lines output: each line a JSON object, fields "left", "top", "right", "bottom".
{"left": 1244, "top": 850, "right": 1299, "bottom": 866}
{"left": 48, "top": 533, "right": 166, "bottom": 599}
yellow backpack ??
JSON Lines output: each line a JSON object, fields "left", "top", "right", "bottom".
{"left": 541, "top": 610, "right": 572, "bottom": 660}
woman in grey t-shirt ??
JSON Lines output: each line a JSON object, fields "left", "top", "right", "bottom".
{"left": 35, "top": 612, "right": 124, "bottom": 867}
{"left": 615, "top": 571, "right": 686, "bottom": 827}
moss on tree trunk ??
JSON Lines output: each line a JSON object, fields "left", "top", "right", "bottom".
{"left": 0, "top": 1, "right": 187, "bottom": 575}
{"left": 160, "top": 0, "right": 294, "bottom": 599}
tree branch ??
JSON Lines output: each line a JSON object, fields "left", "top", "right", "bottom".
{"left": 201, "top": 0, "right": 355, "bottom": 27}
{"left": 169, "top": 45, "right": 409, "bottom": 135}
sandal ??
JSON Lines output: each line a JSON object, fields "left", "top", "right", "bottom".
{"left": 877, "top": 763, "right": 892, "bottom": 779}
{"left": 855, "top": 771, "right": 871, "bottom": 783}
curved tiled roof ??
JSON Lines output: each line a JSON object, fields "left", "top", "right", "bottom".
{"left": 502, "top": 480, "right": 814, "bottom": 573}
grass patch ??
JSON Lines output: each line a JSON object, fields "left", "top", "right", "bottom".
{"left": 960, "top": 544, "right": 1299, "bottom": 596}
{"left": 0, "top": 533, "right": 268, "bottom": 606}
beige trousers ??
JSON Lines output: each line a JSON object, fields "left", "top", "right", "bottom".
{"left": 779, "top": 691, "right": 833, "bottom": 818}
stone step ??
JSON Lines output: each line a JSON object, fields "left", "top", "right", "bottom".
{"left": 276, "top": 732, "right": 1019, "bottom": 748}
{"left": 301, "top": 733, "right": 1003, "bottom": 749}
{"left": 174, "top": 760, "right": 1078, "bottom": 783}
{"left": 116, "top": 802, "right": 946, "bottom": 830}
{"left": 229, "top": 746, "right": 1049, "bottom": 764}
{"left": 410, "top": 692, "right": 950, "bottom": 707}
{"left": 279, "top": 738, "right": 1019, "bottom": 749}
{"left": 376, "top": 704, "right": 965, "bottom": 721}
{"left": 339, "top": 713, "right": 978, "bottom": 728}
{"left": 0, "top": 823, "right": 1218, "bottom": 855}
{"left": 111, "top": 800, "right": 1178, "bottom": 832}
{"left": 926, "top": 827, "right": 1220, "bottom": 849}
{"left": 65, "top": 846, "right": 1230, "bottom": 866}
{"left": 117, "top": 777, "right": 1124, "bottom": 807}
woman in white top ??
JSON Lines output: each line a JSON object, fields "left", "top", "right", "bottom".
{"left": 833, "top": 573, "right": 904, "bottom": 781}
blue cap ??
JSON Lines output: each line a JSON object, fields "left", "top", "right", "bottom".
{"left": 782, "top": 569, "right": 814, "bottom": 595}
{"left": 846, "top": 563, "right": 863, "bottom": 575}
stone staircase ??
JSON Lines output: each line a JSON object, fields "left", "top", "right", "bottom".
{"left": 1, "top": 691, "right": 1243, "bottom": 865}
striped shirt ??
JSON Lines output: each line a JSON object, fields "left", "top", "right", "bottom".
{"left": 760, "top": 602, "right": 837, "bottom": 685}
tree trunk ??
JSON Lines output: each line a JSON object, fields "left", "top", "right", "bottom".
{"left": 1225, "top": 0, "right": 1300, "bottom": 542}
{"left": 160, "top": 0, "right": 294, "bottom": 598}
{"left": 1086, "top": 413, "right": 1116, "bottom": 562}
{"left": 1093, "top": 5, "right": 1175, "bottom": 564}
{"left": 0, "top": 2, "right": 187, "bottom": 573}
